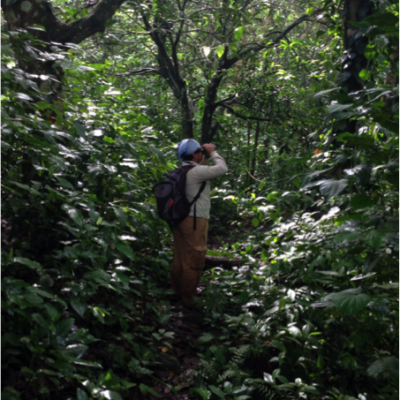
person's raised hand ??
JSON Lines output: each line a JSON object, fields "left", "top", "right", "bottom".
{"left": 202, "top": 143, "right": 216, "bottom": 156}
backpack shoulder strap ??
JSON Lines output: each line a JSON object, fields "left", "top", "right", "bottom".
{"left": 187, "top": 165, "right": 206, "bottom": 230}
{"left": 190, "top": 181, "right": 206, "bottom": 204}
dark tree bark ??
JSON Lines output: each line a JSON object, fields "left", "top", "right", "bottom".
{"left": 199, "top": 11, "right": 321, "bottom": 143}
{"left": 1, "top": 0, "right": 128, "bottom": 94}
{"left": 250, "top": 121, "right": 260, "bottom": 177}
{"left": 341, "top": 0, "right": 373, "bottom": 95}
{"left": 328, "top": 0, "right": 374, "bottom": 177}
{"left": 125, "top": 5, "right": 322, "bottom": 141}
{"left": 384, "top": 46, "right": 399, "bottom": 107}
{"left": 138, "top": 2, "right": 194, "bottom": 138}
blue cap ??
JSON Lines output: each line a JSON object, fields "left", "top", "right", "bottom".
{"left": 177, "top": 139, "right": 201, "bottom": 163}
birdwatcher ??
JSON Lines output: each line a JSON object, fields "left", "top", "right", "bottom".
{"left": 171, "top": 139, "right": 228, "bottom": 309}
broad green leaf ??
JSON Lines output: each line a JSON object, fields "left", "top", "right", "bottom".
{"left": 324, "top": 288, "right": 369, "bottom": 316}
{"left": 92, "top": 307, "right": 109, "bottom": 323}
{"left": 288, "top": 326, "right": 301, "bottom": 337}
{"left": 364, "top": 229, "right": 384, "bottom": 249}
{"left": 64, "top": 344, "right": 89, "bottom": 359}
{"left": 314, "top": 87, "right": 340, "bottom": 97}
{"left": 56, "top": 177, "right": 75, "bottom": 190}
{"left": 367, "top": 356, "right": 399, "bottom": 378}
{"left": 115, "top": 271, "right": 130, "bottom": 287}
{"left": 74, "top": 121, "right": 85, "bottom": 136}
{"left": 115, "top": 242, "right": 135, "bottom": 259}
{"left": 266, "top": 191, "right": 278, "bottom": 201}
{"left": 359, "top": 69, "right": 371, "bottom": 80}
{"left": 364, "top": 12, "right": 399, "bottom": 28}
{"left": 327, "top": 103, "right": 352, "bottom": 114}
{"left": 0, "top": 386, "right": 21, "bottom": 400}
{"left": 73, "top": 359, "right": 102, "bottom": 368}
{"left": 15, "top": 92, "right": 33, "bottom": 101}
{"left": 234, "top": 27, "right": 243, "bottom": 41}
{"left": 209, "top": 385, "right": 224, "bottom": 398}
{"left": 190, "top": 389, "right": 211, "bottom": 400}
{"left": 139, "top": 384, "right": 159, "bottom": 397}
{"left": 317, "top": 354, "right": 324, "bottom": 369}
{"left": 0, "top": 140, "right": 11, "bottom": 150}
{"left": 77, "top": 388, "right": 89, "bottom": 400}
{"left": 45, "top": 304, "right": 60, "bottom": 321}
{"left": 271, "top": 340, "right": 286, "bottom": 352}
{"left": 216, "top": 45, "right": 225, "bottom": 58}
{"left": 84, "top": 270, "right": 110, "bottom": 282}
{"left": 24, "top": 293, "right": 43, "bottom": 306}
{"left": 252, "top": 218, "right": 260, "bottom": 227}
{"left": 334, "top": 231, "right": 360, "bottom": 243}
{"left": 32, "top": 313, "right": 49, "bottom": 329}
{"left": 340, "top": 134, "right": 374, "bottom": 149}
{"left": 197, "top": 333, "right": 214, "bottom": 345}
{"left": 320, "top": 179, "right": 348, "bottom": 200}
{"left": 12, "top": 257, "right": 42, "bottom": 270}
{"left": 264, "top": 372, "right": 274, "bottom": 383}
{"left": 55, "top": 318, "right": 75, "bottom": 337}
{"left": 99, "top": 390, "right": 123, "bottom": 400}
{"left": 71, "top": 299, "right": 87, "bottom": 317}
{"left": 114, "top": 208, "right": 127, "bottom": 227}
{"left": 62, "top": 205, "right": 84, "bottom": 226}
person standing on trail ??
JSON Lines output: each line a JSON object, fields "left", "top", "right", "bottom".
{"left": 171, "top": 139, "right": 228, "bottom": 309}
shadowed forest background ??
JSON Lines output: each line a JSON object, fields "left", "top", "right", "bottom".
{"left": 1, "top": 0, "right": 399, "bottom": 399}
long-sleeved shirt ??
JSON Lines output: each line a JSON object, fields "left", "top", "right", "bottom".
{"left": 182, "top": 151, "right": 228, "bottom": 220}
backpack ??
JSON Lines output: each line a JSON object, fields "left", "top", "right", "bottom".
{"left": 152, "top": 164, "right": 206, "bottom": 230}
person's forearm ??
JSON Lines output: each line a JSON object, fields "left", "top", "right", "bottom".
{"left": 191, "top": 151, "right": 228, "bottom": 180}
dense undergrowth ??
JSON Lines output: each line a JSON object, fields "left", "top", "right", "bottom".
{"left": 1, "top": 1, "right": 399, "bottom": 400}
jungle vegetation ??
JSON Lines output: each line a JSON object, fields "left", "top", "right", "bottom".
{"left": 1, "top": 0, "right": 399, "bottom": 399}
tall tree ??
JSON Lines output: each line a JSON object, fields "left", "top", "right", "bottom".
{"left": 116, "top": 0, "right": 326, "bottom": 140}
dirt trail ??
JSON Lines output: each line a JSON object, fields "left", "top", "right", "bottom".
{"left": 148, "top": 231, "right": 231, "bottom": 399}
{"left": 150, "top": 285, "right": 209, "bottom": 399}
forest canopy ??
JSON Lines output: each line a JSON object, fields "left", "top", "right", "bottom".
{"left": 1, "top": 0, "right": 399, "bottom": 399}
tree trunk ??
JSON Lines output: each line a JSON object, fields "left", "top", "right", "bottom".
{"left": 341, "top": 0, "right": 373, "bottom": 96}
{"left": 246, "top": 122, "right": 251, "bottom": 171}
{"left": 384, "top": 46, "right": 399, "bottom": 107}
{"left": 330, "top": 0, "right": 373, "bottom": 160}
{"left": 250, "top": 121, "right": 260, "bottom": 177}
{"left": 180, "top": 89, "right": 194, "bottom": 138}
{"left": 200, "top": 51, "right": 237, "bottom": 143}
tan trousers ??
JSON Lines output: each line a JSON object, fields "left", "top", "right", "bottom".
{"left": 171, "top": 216, "right": 208, "bottom": 307}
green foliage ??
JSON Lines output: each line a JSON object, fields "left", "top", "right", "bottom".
{"left": 2, "top": 31, "right": 174, "bottom": 399}
{"left": 1, "top": 0, "right": 398, "bottom": 399}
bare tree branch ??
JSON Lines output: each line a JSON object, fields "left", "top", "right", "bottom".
{"left": 237, "top": 14, "right": 312, "bottom": 59}
{"left": 220, "top": 104, "right": 271, "bottom": 122}
{"left": 116, "top": 68, "right": 159, "bottom": 77}
{"left": 214, "top": 94, "right": 237, "bottom": 107}
{"left": 1, "top": 0, "right": 129, "bottom": 44}
{"left": 136, "top": 1, "right": 194, "bottom": 138}
{"left": 61, "top": 0, "right": 129, "bottom": 43}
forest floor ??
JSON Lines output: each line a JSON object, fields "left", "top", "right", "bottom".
{"left": 147, "top": 229, "right": 239, "bottom": 399}
{"left": 150, "top": 292, "right": 207, "bottom": 399}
